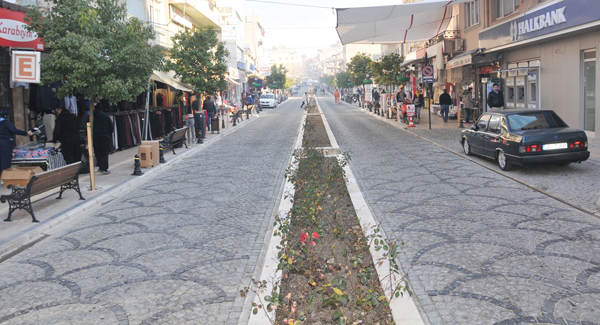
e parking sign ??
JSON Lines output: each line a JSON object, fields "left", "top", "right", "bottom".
{"left": 422, "top": 65, "right": 434, "bottom": 84}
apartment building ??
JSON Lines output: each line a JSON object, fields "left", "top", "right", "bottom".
{"left": 478, "top": 0, "right": 599, "bottom": 137}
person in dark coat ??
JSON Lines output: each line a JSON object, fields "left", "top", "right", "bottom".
{"left": 92, "top": 103, "right": 114, "bottom": 174}
{"left": 203, "top": 94, "right": 217, "bottom": 131}
{"left": 487, "top": 83, "right": 504, "bottom": 111}
{"left": 53, "top": 106, "right": 81, "bottom": 164}
{"left": 192, "top": 95, "right": 203, "bottom": 144}
{"left": 439, "top": 88, "right": 453, "bottom": 122}
{"left": 0, "top": 108, "right": 34, "bottom": 175}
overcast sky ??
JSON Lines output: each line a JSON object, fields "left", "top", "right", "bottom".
{"left": 244, "top": 0, "right": 401, "bottom": 59}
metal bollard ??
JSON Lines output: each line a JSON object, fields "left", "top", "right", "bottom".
{"left": 132, "top": 154, "right": 144, "bottom": 176}
{"left": 222, "top": 113, "right": 225, "bottom": 129}
{"left": 159, "top": 146, "right": 167, "bottom": 163}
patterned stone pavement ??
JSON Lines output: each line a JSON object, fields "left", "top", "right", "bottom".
{"left": 0, "top": 100, "right": 303, "bottom": 324}
{"left": 318, "top": 96, "right": 600, "bottom": 325}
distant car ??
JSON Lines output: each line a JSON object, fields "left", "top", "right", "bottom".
{"left": 460, "top": 110, "right": 590, "bottom": 171}
{"left": 260, "top": 94, "right": 277, "bottom": 108}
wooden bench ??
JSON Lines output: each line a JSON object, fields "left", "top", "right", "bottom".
{"left": 160, "top": 127, "right": 188, "bottom": 154}
{"left": 1, "top": 162, "right": 85, "bottom": 223}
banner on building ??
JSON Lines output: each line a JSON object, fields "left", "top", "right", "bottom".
{"left": 11, "top": 51, "right": 40, "bottom": 83}
{"left": 258, "top": 65, "right": 271, "bottom": 77}
{"left": 0, "top": 8, "right": 44, "bottom": 50}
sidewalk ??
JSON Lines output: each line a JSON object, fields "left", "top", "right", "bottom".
{"left": 338, "top": 96, "right": 600, "bottom": 162}
{"left": 0, "top": 111, "right": 263, "bottom": 258}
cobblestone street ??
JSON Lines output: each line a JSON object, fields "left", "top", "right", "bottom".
{"left": 319, "top": 96, "right": 600, "bottom": 325}
{"left": 0, "top": 100, "right": 303, "bottom": 324}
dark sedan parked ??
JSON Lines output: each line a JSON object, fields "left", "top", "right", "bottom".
{"left": 460, "top": 110, "right": 590, "bottom": 171}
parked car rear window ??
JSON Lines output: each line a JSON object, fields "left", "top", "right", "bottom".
{"left": 507, "top": 111, "right": 568, "bottom": 131}
{"left": 261, "top": 94, "right": 274, "bottom": 99}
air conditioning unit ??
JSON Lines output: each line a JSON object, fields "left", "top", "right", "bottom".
{"left": 454, "top": 39, "right": 465, "bottom": 52}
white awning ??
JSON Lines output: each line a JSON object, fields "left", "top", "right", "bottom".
{"left": 336, "top": 0, "right": 470, "bottom": 45}
{"left": 151, "top": 71, "right": 193, "bottom": 92}
{"left": 226, "top": 76, "right": 241, "bottom": 86}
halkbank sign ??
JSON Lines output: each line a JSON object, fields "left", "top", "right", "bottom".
{"left": 480, "top": 0, "right": 600, "bottom": 50}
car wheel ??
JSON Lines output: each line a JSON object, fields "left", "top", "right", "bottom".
{"left": 497, "top": 150, "right": 513, "bottom": 171}
{"left": 462, "top": 138, "right": 472, "bottom": 156}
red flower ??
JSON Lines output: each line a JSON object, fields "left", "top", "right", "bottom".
{"left": 300, "top": 233, "right": 308, "bottom": 245}
{"left": 312, "top": 232, "right": 319, "bottom": 239}
{"left": 311, "top": 241, "right": 316, "bottom": 246}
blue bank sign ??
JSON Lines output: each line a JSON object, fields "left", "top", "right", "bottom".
{"left": 480, "top": 0, "right": 600, "bottom": 50}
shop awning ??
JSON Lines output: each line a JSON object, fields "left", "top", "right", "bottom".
{"left": 226, "top": 76, "right": 241, "bottom": 86}
{"left": 151, "top": 71, "right": 193, "bottom": 92}
{"left": 446, "top": 48, "right": 481, "bottom": 69}
{"left": 336, "top": 0, "right": 471, "bottom": 45}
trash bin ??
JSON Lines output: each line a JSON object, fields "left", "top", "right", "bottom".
{"left": 211, "top": 116, "right": 220, "bottom": 134}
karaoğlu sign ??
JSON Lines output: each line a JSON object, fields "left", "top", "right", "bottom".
{"left": 480, "top": 0, "right": 600, "bottom": 50}
{"left": 0, "top": 8, "right": 44, "bottom": 50}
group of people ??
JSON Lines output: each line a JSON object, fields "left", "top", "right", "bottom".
{"left": 0, "top": 93, "right": 221, "bottom": 178}
{"left": 186, "top": 94, "right": 217, "bottom": 145}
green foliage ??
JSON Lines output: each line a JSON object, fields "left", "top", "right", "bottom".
{"left": 25, "top": 0, "right": 164, "bottom": 103}
{"left": 319, "top": 75, "right": 335, "bottom": 88}
{"left": 346, "top": 53, "right": 372, "bottom": 86}
{"left": 370, "top": 53, "right": 405, "bottom": 86}
{"left": 334, "top": 71, "right": 352, "bottom": 88}
{"left": 266, "top": 64, "right": 287, "bottom": 90}
{"left": 167, "top": 27, "right": 229, "bottom": 95}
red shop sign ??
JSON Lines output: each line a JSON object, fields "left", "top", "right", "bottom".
{"left": 0, "top": 8, "right": 44, "bottom": 50}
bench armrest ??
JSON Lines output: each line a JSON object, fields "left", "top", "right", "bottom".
{"left": 0, "top": 176, "right": 37, "bottom": 203}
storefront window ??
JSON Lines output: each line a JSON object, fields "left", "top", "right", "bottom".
{"left": 583, "top": 50, "right": 596, "bottom": 132}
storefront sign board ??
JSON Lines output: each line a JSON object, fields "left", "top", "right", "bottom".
{"left": 480, "top": 0, "right": 600, "bottom": 50}
{"left": 11, "top": 50, "right": 40, "bottom": 83}
{"left": 0, "top": 8, "right": 44, "bottom": 50}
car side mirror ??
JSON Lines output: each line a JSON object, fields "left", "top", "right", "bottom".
{"left": 471, "top": 125, "right": 478, "bottom": 131}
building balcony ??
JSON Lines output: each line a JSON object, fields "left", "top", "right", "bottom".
{"left": 169, "top": 0, "right": 221, "bottom": 30}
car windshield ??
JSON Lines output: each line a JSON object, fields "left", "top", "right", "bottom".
{"left": 507, "top": 111, "right": 568, "bottom": 131}
{"left": 261, "top": 94, "right": 274, "bottom": 99}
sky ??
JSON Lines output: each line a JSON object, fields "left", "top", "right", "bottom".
{"left": 243, "top": 0, "right": 402, "bottom": 59}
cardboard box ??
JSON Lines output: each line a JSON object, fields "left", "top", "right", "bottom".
{"left": 138, "top": 145, "right": 154, "bottom": 168}
{"left": 1, "top": 166, "right": 44, "bottom": 188}
{"left": 141, "top": 140, "right": 160, "bottom": 166}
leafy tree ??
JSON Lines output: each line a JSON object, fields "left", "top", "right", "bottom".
{"left": 370, "top": 53, "right": 405, "bottom": 86}
{"left": 25, "top": 0, "right": 164, "bottom": 103}
{"left": 319, "top": 75, "right": 335, "bottom": 88}
{"left": 167, "top": 27, "right": 229, "bottom": 95}
{"left": 266, "top": 64, "right": 287, "bottom": 89}
{"left": 335, "top": 71, "right": 353, "bottom": 88}
{"left": 26, "top": 0, "right": 164, "bottom": 188}
{"left": 346, "top": 53, "right": 372, "bottom": 86}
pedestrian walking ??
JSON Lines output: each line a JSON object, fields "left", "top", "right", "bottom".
{"left": 0, "top": 108, "right": 34, "bottom": 175}
{"left": 413, "top": 89, "right": 423, "bottom": 119}
{"left": 203, "top": 94, "right": 216, "bottom": 131}
{"left": 463, "top": 87, "right": 474, "bottom": 123}
{"left": 192, "top": 95, "right": 204, "bottom": 144}
{"left": 487, "top": 83, "right": 504, "bottom": 111}
{"left": 439, "top": 89, "right": 452, "bottom": 123}
{"left": 53, "top": 105, "right": 81, "bottom": 164}
{"left": 91, "top": 103, "right": 114, "bottom": 174}
{"left": 301, "top": 92, "right": 308, "bottom": 108}
{"left": 334, "top": 89, "right": 340, "bottom": 104}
